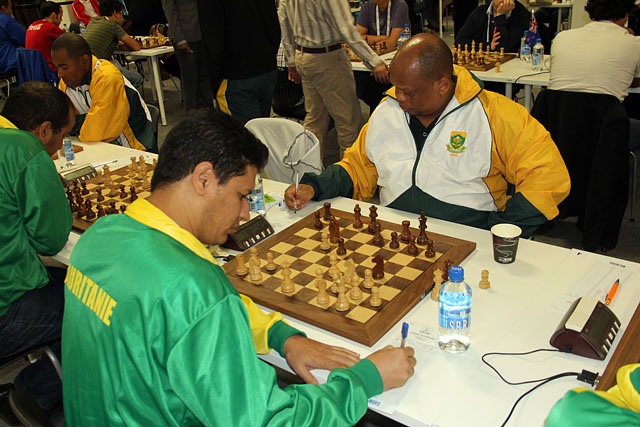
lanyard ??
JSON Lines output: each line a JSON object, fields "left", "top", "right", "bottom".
{"left": 375, "top": 1, "right": 392, "bottom": 37}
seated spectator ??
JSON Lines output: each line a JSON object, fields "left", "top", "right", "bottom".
{"left": 0, "top": 0, "right": 25, "bottom": 76}
{"left": 454, "top": 0, "right": 530, "bottom": 53}
{"left": 25, "top": 1, "right": 64, "bottom": 73}
{"left": 0, "top": 81, "right": 75, "bottom": 425}
{"left": 72, "top": 0, "right": 99, "bottom": 26}
{"left": 284, "top": 34, "right": 571, "bottom": 238}
{"left": 51, "top": 33, "right": 156, "bottom": 151}
{"left": 356, "top": 0, "right": 409, "bottom": 113}
{"left": 82, "top": 0, "right": 143, "bottom": 89}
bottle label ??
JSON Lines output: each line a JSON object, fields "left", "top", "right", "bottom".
{"left": 63, "top": 139, "right": 75, "bottom": 162}
{"left": 249, "top": 186, "right": 265, "bottom": 213}
{"left": 439, "top": 292, "right": 471, "bottom": 329}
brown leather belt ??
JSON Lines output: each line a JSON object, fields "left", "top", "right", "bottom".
{"left": 295, "top": 43, "right": 342, "bottom": 54}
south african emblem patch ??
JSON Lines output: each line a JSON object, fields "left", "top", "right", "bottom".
{"left": 447, "top": 131, "right": 467, "bottom": 155}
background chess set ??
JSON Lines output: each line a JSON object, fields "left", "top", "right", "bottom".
{"left": 452, "top": 41, "right": 517, "bottom": 72}
{"left": 67, "top": 156, "right": 156, "bottom": 232}
{"left": 224, "top": 207, "right": 475, "bottom": 346}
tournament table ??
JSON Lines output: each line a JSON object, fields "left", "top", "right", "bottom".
{"left": 53, "top": 141, "right": 640, "bottom": 427}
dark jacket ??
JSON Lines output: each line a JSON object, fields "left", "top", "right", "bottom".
{"left": 454, "top": 1, "right": 530, "bottom": 53}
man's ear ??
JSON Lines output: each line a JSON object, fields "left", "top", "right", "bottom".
{"left": 437, "top": 76, "right": 451, "bottom": 95}
{"left": 33, "top": 121, "right": 52, "bottom": 143}
{"left": 190, "top": 161, "right": 218, "bottom": 196}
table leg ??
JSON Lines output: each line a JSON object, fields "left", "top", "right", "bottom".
{"left": 439, "top": 0, "right": 443, "bottom": 38}
{"left": 557, "top": 8, "right": 562, "bottom": 33}
{"left": 525, "top": 85, "right": 532, "bottom": 111}
{"left": 505, "top": 83, "right": 512, "bottom": 101}
{"left": 150, "top": 56, "right": 167, "bottom": 126}
{"left": 148, "top": 58, "right": 157, "bottom": 103}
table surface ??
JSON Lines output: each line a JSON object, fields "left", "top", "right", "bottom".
{"left": 113, "top": 45, "right": 174, "bottom": 57}
{"left": 53, "top": 142, "right": 640, "bottom": 427}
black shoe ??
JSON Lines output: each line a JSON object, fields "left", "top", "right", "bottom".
{"left": 0, "top": 383, "right": 20, "bottom": 426}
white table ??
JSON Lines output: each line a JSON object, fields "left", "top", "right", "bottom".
{"left": 114, "top": 46, "right": 175, "bottom": 126}
{"left": 53, "top": 143, "right": 640, "bottom": 427}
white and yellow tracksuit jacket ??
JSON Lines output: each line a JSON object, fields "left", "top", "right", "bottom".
{"left": 302, "top": 65, "right": 570, "bottom": 238}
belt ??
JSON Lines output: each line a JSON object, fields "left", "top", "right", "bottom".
{"left": 295, "top": 43, "right": 342, "bottom": 54}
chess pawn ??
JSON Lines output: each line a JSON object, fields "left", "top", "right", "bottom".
{"left": 362, "top": 268, "right": 374, "bottom": 289}
{"left": 119, "top": 185, "right": 127, "bottom": 199}
{"left": 389, "top": 231, "right": 399, "bottom": 249}
{"left": 142, "top": 171, "right": 150, "bottom": 190}
{"left": 330, "top": 275, "right": 339, "bottom": 294}
{"left": 353, "top": 204, "right": 363, "bottom": 229}
{"left": 96, "top": 188, "right": 105, "bottom": 202}
{"left": 119, "top": 204, "right": 127, "bottom": 214}
{"left": 249, "top": 249, "right": 262, "bottom": 282}
{"left": 495, "top": 61, "right": 501, "bottom": 73}
{"left": 106, "top": 201, "right": 117, "bottom": 215}
{"left": 349, "top": 273, "right": 362, "bottom": 301}
{"left": 499, "top": 47, "right": 504, "bottom": 58}
{"left": 407, "top": 235, "right": 418, "bottom": 255}
{"left": 479, "top": 269, "right": 490, "bottom": 289}
{"left": 425, "top": 239, "right": 436, "bottom": 258}
{"left": 431, "top": 268, "right": 444, "bottom": 301}
{"left": 129, "top": 186, "right": 138, "bottom": 203}
{"left": 81, "top": 182, "right": 89, "bottom": 195}
{"left": 85, "top": 200, "right": 96, "bottom": 219}
{"left": 265, "top": 252, "right": 277, "bottom": 272}
{"left": 400, "top": 220, "right": 411, "bottom": 242}
{"left": 336, "top": 237, "right": 347, "bottom": 256}
{"left": 334, "top": 289, "right": 349, "bottom": 312}
{"left": 369, "top": 285, "right": 381, "bottom": 307}
{"left": 97, "top": 203, "right": 106, "bottom": 218}
{"left": 281, "top": 260, "right": 295, "bottom": 294}
{"left": 315, "top": 269, "right": 329, "bottom": 306}
{"left": 313, "top": 210, "right": 323, "bottom": 229}
{"left": 323, "top": 202, "right": 332, "bottom": 221}
{"left": 235, "top": 253, "right": 249, "bottom": 276}
{"left": 320, "top": 232, "right": 331, "bottom": 251}
{"left": 372, "top": 222, "right": 384, "bottom": 246}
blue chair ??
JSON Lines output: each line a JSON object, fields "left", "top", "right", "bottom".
{"left": 15, "top": 48, "right": 58, "bottom": 86}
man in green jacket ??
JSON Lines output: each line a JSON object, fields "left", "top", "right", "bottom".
{"left": 63, "top": 109, "right": 416, "bottom": 426}
{"left": 0, "top": 81, "right": 75, "bottom": 424}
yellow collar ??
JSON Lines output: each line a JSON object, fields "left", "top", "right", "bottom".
{"left": 0, "top": 115, "right": 18, "bottom": 129}
{"left": 124, "top": 198, "right": 218, "bottom": 266}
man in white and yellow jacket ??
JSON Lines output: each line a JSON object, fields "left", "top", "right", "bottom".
{"left": 285, "top": 33, "right": 570, "bottom": 238}
{"left": 51, "top": 33, "right": 156, "bottom": 152}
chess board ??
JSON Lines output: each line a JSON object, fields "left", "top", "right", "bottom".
{"left": 454, "top": 52, "right": 517, "bottom": 72}
{"left": 346, "top": 44, "right": 396, "bottom": 62}
{"left": 223, "top": 208, "right": 476, "bottom": 346}
{"left": 68, "top": 162, "right": 155, "bottom": 232}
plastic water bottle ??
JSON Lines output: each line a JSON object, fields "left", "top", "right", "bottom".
{"left": 62, "top": 23, "right": 68, "bottom": 32}
{"left": 249, "top": 173, "right": 266, "bottom": 215}
{"left": 438, "top": 265, "right": 472, "bottom": 353}
{"left": 62, "top": 137, "right": 76, "bottom": 168}
{"left": 79, "top": 22, "right": 85, "bottom": 35}
{"left": 403, "top": 24, "right": 411, "bottom": 39}
{"left": 520, "top": 31, "right": 531, "bottom": 62}
{"left": 531, "top": 38, "right": 544, "bottom": 72}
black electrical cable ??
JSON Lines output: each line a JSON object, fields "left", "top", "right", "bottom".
{"left": 482, "top": 348, "right": 565, "bottom": 385}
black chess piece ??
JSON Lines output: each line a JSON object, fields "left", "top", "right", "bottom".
{"left": 119, "top": 185, "right": 127, "bottom": 199}
{"left": 389, "top": 231, "right": 399, "bottom": 249}
{"left": 372, "top": 255, "right": 384, "bottom": 279}
{"left": 367, "top": 206, "right": 378, "bottom": 234}
{"left": 425, "top": 239, "right": 436, "bottom": 258}
{"left": 81, "top": 181, "right": 89, "bottom": 195}
{"left": 353, "top": 204, "right": 363, "bottom": 228}
{"left": 96, "top": 188, "right": 105, "bottom": 202}
{"left": 336, "top": 238, "right": 346, "bottom": 256}
{"left": 313, "top": 210, "right": 323, "bottom": 229}
{"left": 323, "top": 202, "right": 332, "bottom": 221}
{"left": 372, "top": 222, "right": 384, "bottom": 246}
{"left": 85, "top": 200, "right": 96, "bottom": 219}
{"left": 129, "top": 185, "right": 138, "bottom": 202}
{"left": 407, "top": 235, "right": 418, "bottom": 255}
{"left": 400, "top": 220, "right": 411, "bottom": 243}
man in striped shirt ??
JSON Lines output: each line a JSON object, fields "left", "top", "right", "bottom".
{"left": 279, "top": 0, "right": 389, "bottom": 160}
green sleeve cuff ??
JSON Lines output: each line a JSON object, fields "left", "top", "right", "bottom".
{"left": 487, "top": 192, "right": 547, "bottom": 238}
{"left": 344, "top": 359, "right": 384, "bottom": 398}
{"left": 268, "top": 320, "right": 306, "bottom": 357}
{"left": 300, "top": 164, "right": 354, "bottom": 201}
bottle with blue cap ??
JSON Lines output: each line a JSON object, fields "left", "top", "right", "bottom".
{"left": 438, "top": 265, "right": 472, "bottom": 353}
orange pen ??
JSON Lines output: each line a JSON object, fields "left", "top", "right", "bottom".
{"left": 605, "top": 279, "right": 620, "bottom": 305}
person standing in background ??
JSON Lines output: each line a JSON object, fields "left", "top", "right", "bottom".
{"left": 26, "top": 1, "right": 64, "bottom": 73}
{"left": 0, "top": 0, "right": 25, "bottom": 76}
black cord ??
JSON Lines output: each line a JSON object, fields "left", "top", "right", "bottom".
{"left": 513, "top": 70, "right": 550, "bottom": 85}
{"left": 482, "top": 348, "right": 564, "bottom": 385}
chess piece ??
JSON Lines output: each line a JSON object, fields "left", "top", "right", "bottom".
{"left": 344, "top": 259, "right": 356, "bottom": 286}
{"left": 119, "top": 184, "right": 127, "bottom": 199}
{"left": 106, "top": 201, "right": 117, "bottom": 215}
{"left": 85, "top": 200, "right": 96, "bottom": 219}
{"left": 102, "top": 164, "right": 111, "bottom": 181}
{"left": 129, "top": 186, "right": 138, "bottom": 202}
{"left": 443, "top": 260, "right": 454, "bottom": 281}
{"left": 81, "top": 181, "right": 89, "bottom": 195}
{"left": 142, "top": 170, "right": 150, "bottom": 190}
{"left": 336, "top": 238, "right": 346, "bottom": 256}
{"left": 372, "top": 222, "right": 384, "bottom": 246}
{"left": 499, "top": 47, "right": 504, "bottom": 58}
{"left": 479, "top": 269, "right": 490, "bottom": 289}
{"left": 407, "top": 235, "right": 418, "bottom": 255}
{"left": 235, "top": 253, "right": 249, "bottom": 276}
{"left": 431, "top": 268, "right": 444, "bottom": 301}
{"left": 417, "top": 212, "right": 428, "bottom": 245}
{"left": 329, "top": 216, "right": 340, "bottom": 244}
{"left": 425, "top": 239, "right": 436, "bottom": 258}
{"left": 323, "top": 202, "right": 332, "bottom": 221}
{"left": 349, "top": 273, "right": 362, "bottom": 300}
{"left": 320, "top": 232, "right": 331, "bottom": 251}
{"left": 313, "top": 210, "right": 323, "bottom": 229}
{"left": 250, "top": 247, "right": 260, "bottom": 269}
{"left": 335, "top": 289, "right": 349, "bottom": 312}
{"left": 372, "top": 255, "right": 384, "bottom": 279}
{"left": 97, "top": 203, "right": 106, "bottom": 218}
{"left": 96, "top": 188, "right": 105, "bottom": 202}
{"left": 363, "top": 268, "right": 374, "bottom": 289}
{"left": 495, "top": 61, "right": 501, "bottom": 73}
{"left": 353, "top": 204, "right": 363, "bottom": 228}
{"left": 265, "top": 252, "right": 277, "bottom": 271}
{"left": 152, "top": 158, "right": 157, "bottom": 168}
{"left": 119, "top": 204, "right": 127, "bottom": 214}
{"left": 389, "top": 231, "right": 399, "bottom": 249}
{"left": 68, "top": 195, "right": 77, "bottom": 213}
{"left": 281, "top": 260, "right": 295, "bottom": 293}
{"left": 369, "top": 285, "right": 381, "bottom": 307}
{"left": 249, "top": 253, "right": 262, "bottom": 282}
{"left": 315, "top": 269, "right": 329, "bottom": 306}
{"left": 400, "top": 220, "right": 411, "bottom": 242}
{"left": 367, "top": 206, "right": 378, "bottom": 234}
{"left": 330, "top": 275, "right": 339, "bottom": 294}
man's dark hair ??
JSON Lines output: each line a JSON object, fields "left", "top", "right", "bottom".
{"left": 51, "top": 33, "right": 92, "bottom": 60}
{"left": 99, "top": 0, "right": 124, "bottom": 17}
{"left": 585, "top": 0, "right": 635, "bottom": 21}
{"left": 40, "top": 1, "right": 61, "bottom": 18}
{"left": 151, "top": 110, "right": 269, "bottom": 190}
{"left": 1, "top": 81, "right": 74, "bottom": 134}
{"left": 414, "top": 35, "right": 453, "bottom": 81}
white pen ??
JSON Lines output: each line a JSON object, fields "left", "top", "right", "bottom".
{"left": 294, "top": 172, "right": 299, "bottom": 214}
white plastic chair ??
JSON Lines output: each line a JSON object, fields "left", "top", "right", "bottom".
{"left": 245, "top": 118, "right": 323, "bottom": 184}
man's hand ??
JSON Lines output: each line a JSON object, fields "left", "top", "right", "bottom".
{"left": 177, "top": 40, "right": 193, "bottom": 54}
{"left": 493, "top": 0, "right": 514, "bottom": 16}
{"left": 490, "top": 30, "right": 502, "bottom": 51}
{"left": 372, "top": 62, "right": 390, "bottom": 85}
{"left": 366, "top": 345, "right": 416, "bottom": 391}
{"left": 288, "top": 65, "right": 301, "bottom": 84}
{"left": 284, "top": 183, "right": 314, "bottom": 210}
{"left": 282, "top": 335, "right": 361, "bottom": 385}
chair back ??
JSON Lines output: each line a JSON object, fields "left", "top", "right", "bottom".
{"left": 245, "top": 118, "right": 324, "bottom": 184}
{"left": 16, "top": 48, "right": 58, "bottom": 86}
{"left": 146, "top": 104, "right": 160, "bottom": 139}
{"left": 531, "top": 89, "right": 629, "bottom": 251}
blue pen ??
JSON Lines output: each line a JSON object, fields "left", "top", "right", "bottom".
{"left": 401, "top": 322, "right": 409, "bottom": 348}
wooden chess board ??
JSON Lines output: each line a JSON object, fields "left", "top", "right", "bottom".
{"left": 223, "top": 208, "right": 476, "bottom": 346}
{"left": 68, "top": 162, "right": 155, "bottom": 232}
{"left": 455, "top": 52, "right": 517, "bottom": 72}
{"left": 345, "top": 44, "right": 396, "bottom": 62}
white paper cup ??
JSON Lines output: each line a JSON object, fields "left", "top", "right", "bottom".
{"left": 491, "top": 224, "right": 522, "bottom": 264}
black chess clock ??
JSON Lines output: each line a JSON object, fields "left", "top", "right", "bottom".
{"left": 59, "top": 163, "right": 98, "bottom": 187}
{"left": 223, "top": 215, "right": 274, "bottom": 251}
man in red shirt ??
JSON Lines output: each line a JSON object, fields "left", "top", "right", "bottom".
{"left": 26, "top": 1, "right": 64, "bottom": 72}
